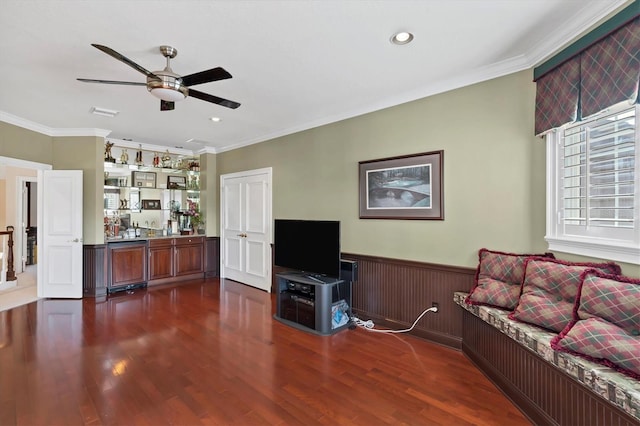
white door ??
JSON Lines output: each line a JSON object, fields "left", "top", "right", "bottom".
{"left": 40, "top": 170, "right": 83, "bottom": 298}
{"left": 220, "top": 168, "right": 272, "bottom": 292}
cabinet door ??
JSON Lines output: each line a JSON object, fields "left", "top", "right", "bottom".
{"left": 148, "top": 240, "right": 174, "bottom": 280}
{"left": 175, "top": 237, "right": 204, "bottom": 276}
{"left": 109, "top": 243, "right": 147, "bottom": 288}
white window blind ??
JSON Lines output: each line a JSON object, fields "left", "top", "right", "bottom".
{"left": 546, "top": 102, "right": 640, "bottom": 264}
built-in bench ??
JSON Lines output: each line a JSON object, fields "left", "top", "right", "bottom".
{"left": 454, "top": 291, "right": 640, "bottom": 425}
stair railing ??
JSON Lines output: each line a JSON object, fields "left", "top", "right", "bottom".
{"left": 0, "top": 226, "right": 17, "bottom": 284}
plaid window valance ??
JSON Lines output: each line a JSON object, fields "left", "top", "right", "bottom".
{"left": 534, "top": 16, "right": 640, "bottom": 136}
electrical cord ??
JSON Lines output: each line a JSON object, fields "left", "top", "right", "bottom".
{"left": 351, "top": 306, "right": 438, "bottom": 333}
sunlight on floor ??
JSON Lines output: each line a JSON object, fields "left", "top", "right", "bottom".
{"left": 0, "top": 265, "right": 38, "bottom": 312}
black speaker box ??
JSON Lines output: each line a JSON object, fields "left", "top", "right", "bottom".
{"left": 340, "top": 259, "right": 358, "bottom": 283}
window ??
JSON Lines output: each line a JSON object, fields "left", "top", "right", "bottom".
{"left": 546, "top": 101, "right": 639, "bottom": 265}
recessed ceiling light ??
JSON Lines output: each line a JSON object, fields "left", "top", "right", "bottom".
{"left": 89, "top": 106, "right": 119, "bottom": 117}
{"left": 210, "top": 117, "right": 221, "bottom": 122}
{"left": 390, "top": 31, "right": 414, "bottom": 45}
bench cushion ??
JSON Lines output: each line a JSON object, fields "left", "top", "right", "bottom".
{"left": 509, "top": 257, "right": 621, "bottom": 333}
{"left": 551, "top": 270, "right": 640, "bottom": 380}
{"left": 466, "top": 249, "right": 553, "bottom": 310}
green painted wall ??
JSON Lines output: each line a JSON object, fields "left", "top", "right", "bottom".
{"left": 0, "top": 126, "right": 104, "bottom": 245}
{"left": 0, "top": 69, "right": 637, "bottom": 277}
{"left": 52, "top": 137, "right": 104, "bottom": 245}
{"left": 216, "top": 70, "right": 638, "bottom": 277}
{"left": 200, "top": 153, "right": 218, "bottom": 235}
{"left": 0, "top": 122, "right": 53, "bottom": 163}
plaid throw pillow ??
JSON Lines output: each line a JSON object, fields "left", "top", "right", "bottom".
{"left": 551, "top": 270, "right": 640, "bottom": 380}
{"left": 509, "top": 258, "right": 621, "bottom": 332}
{"left": 465, "top": 248, "right": 554, "bottom": 310}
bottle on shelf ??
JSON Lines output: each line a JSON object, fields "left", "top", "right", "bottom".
{"left": 135, "top": 222, "right": 141, "bottom": 238}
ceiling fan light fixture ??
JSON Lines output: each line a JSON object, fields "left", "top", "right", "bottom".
{"left": 147, "top": 71, "right": 188, "bottom": 102}
{"left": 149, "top": 87, "right": 186, "bottom": 102}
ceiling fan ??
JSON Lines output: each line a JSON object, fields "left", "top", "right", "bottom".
{"left": 78, "top": 44, "right": 240, "bottom": 111}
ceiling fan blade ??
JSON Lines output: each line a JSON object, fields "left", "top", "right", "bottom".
{"left": 181, "top": 67, "right": 232, "bottom": 87}
{"left": 77, "top": 78, "right": 146, "bottom": 86}
{"left": 188, "top": 89, "right": 241, "bottom": 109}
{"left": 160, "top": 100, "right": 175, "bottom": 111}
{"left": 91, "top": 44, "right": 159, "bottom": 79}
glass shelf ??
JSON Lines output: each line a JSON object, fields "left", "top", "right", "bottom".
{"left": 104, "top": 161, "right": 199, "bottom": 175}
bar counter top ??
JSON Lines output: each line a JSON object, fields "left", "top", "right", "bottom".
{"left": 106, "top": 233, "right": 205, "bottom": 243}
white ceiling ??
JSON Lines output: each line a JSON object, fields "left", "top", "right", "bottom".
{"left": 0, "top": 0, "right": 631, "bottom": 154}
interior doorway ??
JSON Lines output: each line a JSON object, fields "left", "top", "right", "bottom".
{"left": 220, "top": 167, "right": 273, "bottom": 292}
{"left": 0, "top": 156, "right": 50, "bottom": 310}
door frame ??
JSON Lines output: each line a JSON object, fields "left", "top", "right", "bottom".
{"left": 0, "top": 156, "right": 52, "bottom": 295}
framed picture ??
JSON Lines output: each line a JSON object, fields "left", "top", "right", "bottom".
{"left": 167, "top": 175, "right": 187, "bottom": 190}
{"left": 141, "top": 199, "right": 161, "bottom": 210}
{"left": 358, "top": 150, "right": 443, "bottom": 220}
{"left": 131, "top": 171, "right": 157, "bottom": 188}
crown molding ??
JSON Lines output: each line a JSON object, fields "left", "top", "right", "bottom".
{"left": 0, "top": 111, "right": 55, "bottom": 135}
{"left": 196, "top": 146, "right": 218, "bottom": 155}
{"left": 0, "top": 110, "right": 111, "bottom": 138}
{"left": 51, "top": 128, "right": 112, "bottom": 138}
{"left": 532, "top": 0, "right": 633, "bottom": 76}
{"left": 0, "top": 110, "right": 203, "bottom": 155}
{"left": 215, "top": 54, "right": 534, "bottom": 154}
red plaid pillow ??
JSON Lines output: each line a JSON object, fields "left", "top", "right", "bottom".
{"left": 551, "top": 270, "right": 640, "bottom": 380}
{"left": 509, "top": 258, "right": 621, "bottom": 332}
{"left": 465, "top": 248, "right": 554, "bottom": 310}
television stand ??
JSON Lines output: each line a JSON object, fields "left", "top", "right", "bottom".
{"left": 274, "top": 272, "right": 352, "bottom": 335}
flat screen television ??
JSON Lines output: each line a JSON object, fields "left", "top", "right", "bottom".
{"left": 274, "top": 219, "right": 340, "bottom": 279}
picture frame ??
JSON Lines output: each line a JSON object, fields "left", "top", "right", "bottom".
{"left": 167, "top": 175, "right": 187, "bottom": 190}
{"left": 141, "top": 199, "right": 161, "bottom": 210}
{"left": 358, "top": 150, "right": 443, "bottom": 220}
{"left": 131, "top": 171, "right": 157, "bottom": 188}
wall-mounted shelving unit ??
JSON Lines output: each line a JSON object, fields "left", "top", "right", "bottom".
{"left": 103, "top": 144, "right": 201, "bottom": 239}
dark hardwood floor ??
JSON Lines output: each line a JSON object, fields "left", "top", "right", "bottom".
{"left": 0, "top": 278, "right": 531, "bottom": 425}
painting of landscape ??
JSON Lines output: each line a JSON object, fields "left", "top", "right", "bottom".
{"left": 366, "top": 164, "right": 431, "bottom": 209}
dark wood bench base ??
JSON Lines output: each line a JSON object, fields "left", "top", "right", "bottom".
{"left": 461, "top": 310, "right": 639, "bottom": 426}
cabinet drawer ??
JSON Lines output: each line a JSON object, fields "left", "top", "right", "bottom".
{"left": 148, "top": 238, "right": 174, "bottom": 248}
{"left": 175, "top": 236, "right": 203, "bottom": 246}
